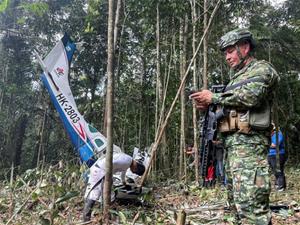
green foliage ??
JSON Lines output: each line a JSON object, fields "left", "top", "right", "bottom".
{"left": 118, "top": 211, "right": 129, "bottom": 224}
{"left": 0, "top": 0, "right": 299, "bottom": 224}
{"left": 0, "top": 0, "right": 299, "bottom": 186}
{"left": 55, "top": 191, "right": 79, "bottom": 204}
{"left": 3, "top": 162, "right": 84, "bottom": 224}
{"left": 19, "top": 2, "right": 49, "bottom": 17}
{"left": 0, "top": 0, "right": 9, "bottom": 13}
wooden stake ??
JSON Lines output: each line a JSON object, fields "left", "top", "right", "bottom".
{"left": 176, "top": 210, "right": 186, "bottom": 225}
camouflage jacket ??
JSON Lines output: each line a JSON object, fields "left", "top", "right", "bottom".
{"left": 212, "top": 59, "right": 279, "bottom": 146}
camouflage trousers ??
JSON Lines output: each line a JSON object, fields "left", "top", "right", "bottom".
{"left": 224, "top": 135, "right": 271, "bottom": 225}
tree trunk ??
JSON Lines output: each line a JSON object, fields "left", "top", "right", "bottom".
{"left": 12, "top": 114, "right": 28, "bottom": 173}
{"left": 191, "top": 0, "right": 199, "bottom": 183}
{"left": 183, "top": 14, "right": 188, "bottom": 182}
{"left": 155, "top": 3, "right": 167, "bottom": 175}
{"left": 179, "top": 18, "right": 184, "bottom": 179}
{"left": 103, "top": 0, "right": 115, "bottom": 222}
{"left": 32, "top": 106, "right": 48, "bottom": 168}
{"left": 113, "top": 0, "right": 122, "bottom": 51}
{"left": 155, "top": 2, "right": 162, "bottom": 137}
{"left": 203, "top": 0, "right": 208, "bottom": 90}
{"left": 121, "top": 103, "right": 128, "bottom": 150}
{"left": 114, "top": 0, "right": 125, "bottom": 86}
{"left": 37, "top": 107, "right": 47, "bottom": 168}
{"left": 0, "top": 64, "right": 8, "bottom": 112}
{"left": 179, "top": 16, "right": 187, "bottom": 180}
{"left": 102, "top": 0, "right": 122, "bottom": 135}
{"left": 103, "top": 96, "right": 108, "bottom": 135}
{"left": 138, "top": 55, "right": 146, "bottom": 149}
{"left": 159, "top": 41, "right": 173, "bottom": 176}
{"left": 146, "top": 103, "right": 150, "bottom": 147}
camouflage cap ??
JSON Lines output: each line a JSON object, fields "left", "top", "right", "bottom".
{"left": 218, "top": 28, "right": 256, "bottom": 51}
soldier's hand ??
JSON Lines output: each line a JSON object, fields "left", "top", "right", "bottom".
{"left": 190, "top": 90, "right": 213, "bottom": 111}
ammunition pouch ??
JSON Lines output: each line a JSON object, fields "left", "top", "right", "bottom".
{"left": 218, "top": 101, "right": 271, "bottom": 134}
{"left": 218, "top": 109, "right": 250, "bottom": 134}
{"left": 249, "top": 101, "right": 271, "bottom": 130}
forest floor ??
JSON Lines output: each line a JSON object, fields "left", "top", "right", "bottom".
{"left": 1, "top": 164, "right": 300, "bottom": 225}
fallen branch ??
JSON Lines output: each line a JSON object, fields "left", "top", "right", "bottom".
{"left": 75, "top": 220, "right": 94, "bottom": 225}
{"left": 132, "top": 211, "right": 140, "bottom": 225}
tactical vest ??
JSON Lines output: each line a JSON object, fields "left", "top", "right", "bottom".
{"left": 218, "top": 77, "right": 271, "bottom": 134}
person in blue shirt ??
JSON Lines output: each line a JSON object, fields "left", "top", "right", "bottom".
{"left": 268, "top": 124, "right": 287, "bottom": 191}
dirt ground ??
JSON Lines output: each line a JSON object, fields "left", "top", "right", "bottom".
{"left": 1, "top": 167, "right": 300, "bottom": 225}
{"left": 81, "top": 167, "right": 300, "bottom": 225}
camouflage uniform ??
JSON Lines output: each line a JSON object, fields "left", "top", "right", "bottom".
{"left": 212, "top": 35, "right": 279, "bottom": 224}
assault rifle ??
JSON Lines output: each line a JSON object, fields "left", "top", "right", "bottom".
{"left": 199, "top": 85, "right": 226, "bottom": 187}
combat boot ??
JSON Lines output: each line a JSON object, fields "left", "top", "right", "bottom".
{"left": 82, "top": 199, "right": 95, "bottom": 222}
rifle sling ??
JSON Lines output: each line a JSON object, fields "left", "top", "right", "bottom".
{"left": 224, "top": 77, "right": 265, "bottom": 92}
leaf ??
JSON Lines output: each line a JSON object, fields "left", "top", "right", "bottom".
{"left": 0, "top": 0, "right": 9, "bottom": 13}
{"left": 289, "top": 200, "right": 298, "bottom": 206}
{"left": 118, "top": 211, "right": 127, "bottom": 224}
{"left": 278, "top": 208, "right": 290, "bottom": 218}
{"left": 223, "top": 214, "right": 235, "bottom": 222}
{"left": 146, "top": 216, "right": 152, "bottom": 223}
{"left": 109, "top": 209, "right": 119, "bottom": 216}
{"left": 18, "top": 2, "right": 49, "bottom": 17}
{"left": 40, "top": 180, "right": 48, "bottom": 188}
{"left": 31, "top": 192, "right": 38, "bottom": 201}
{"left": 17, "top": 17, "right": 26, "bottom": 25}
{"left": 55, "top": 191, "right": 79, "bottom": 204}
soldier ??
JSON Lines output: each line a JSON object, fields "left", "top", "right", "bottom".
{"left": 190, "top": 28, "right": 279, "bottom": 225}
